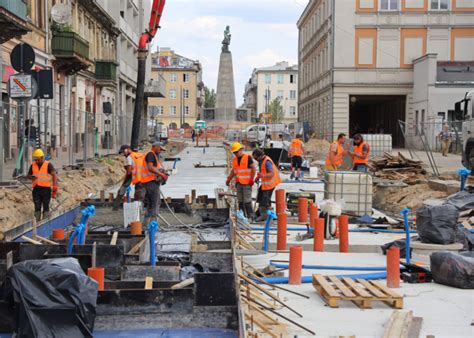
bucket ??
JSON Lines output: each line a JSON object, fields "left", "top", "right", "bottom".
{"left": 130, "top": 221, "right": 142, "bottom": 235}
{"left": 87, "top": 267, "right": 105, "bottom": 291}
{"left": 52, "top": 229, "right": 65, "bottom": 240}
{"left": 309, "top": 167, "right": 318, "bottom": 178}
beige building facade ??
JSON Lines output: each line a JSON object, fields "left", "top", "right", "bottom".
{"left": 298, "top": 0, "right": 474, "bottom": 146}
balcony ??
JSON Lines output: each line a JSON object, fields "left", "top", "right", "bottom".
{"left": 95, "top": 60, "right": 118, "bottom": 86}
{"left": 144, "top": 76, "right": 166, "bottom": 98}
{"left": 0, "top": 0, "right": 30, "bottom": 43}
{"left": 52, "top": 31, "right": 92, "bottom": 73}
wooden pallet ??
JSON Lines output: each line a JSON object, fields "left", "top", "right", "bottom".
{"left": 312, "top": 274, "right": 403, "bottom": 309}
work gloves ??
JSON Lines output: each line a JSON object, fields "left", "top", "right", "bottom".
{"left": 52, "top": 186, "right": 58, "bottom": 199}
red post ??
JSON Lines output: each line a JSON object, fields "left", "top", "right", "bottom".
{"left": 314, "top": 218, "right": 325, "bottom": 252}
{"left": 275, "top": 189, "right": 286, "bottom": 214}
{"left": 298, "top": 197, "right": 308, "bottom": 223}
{"left": 277, "top": 213, "right": 287, "bottom": 250}
{"left": 339, "top": 215, "right": 349, "bottom": 253}
{"left": 288, "top": 246, "right": 303, "bottom": 285}
{"left": 88, "top": 267, "right": 105, "bottom": 291}
{"left": 52, "top": 229, "right": 65, "bottom": 240}
{"left": 387, "top": 247, "right": 400, "bottom": 288}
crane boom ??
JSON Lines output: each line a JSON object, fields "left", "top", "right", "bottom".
{"left": 131, "top": 0, "right": 166, "bottom": 150}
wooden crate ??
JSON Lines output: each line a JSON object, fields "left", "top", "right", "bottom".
{"left": 312, "top": 274, "right": 403, "bottom": 309}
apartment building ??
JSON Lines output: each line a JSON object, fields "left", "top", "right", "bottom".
{"left": 244, "top": 61, "right": 298, "bottom": 124}
{"left": 298, "top": 0, "right": 474, "bottom": 146}
{"left": 148, "top": 48, "right": 204, "bottom": 128}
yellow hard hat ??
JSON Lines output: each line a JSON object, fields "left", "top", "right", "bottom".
{"left": 33, "top": 148, "right": 45, "bottom": 158}
{"left": 230, "top": 142, "right": 243, "bottom": 153}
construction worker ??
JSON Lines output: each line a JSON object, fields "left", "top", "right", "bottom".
{"left": 226, "top": 142, "right": 256, "bottom": 220}
{"left": 27, "top": 149, "right": 57, "bottom": 221}
{"left": 349, "top": 134, "right": 370, "bottom": 172}
{"left": 141, "top": 142, "right": 169, "bottom": 223}
{"left": 252, "top": 149, "right": 281, "bottom": 222}
{"left": 326, "top": 133, "right": 347, "bottom": 171}
{"left": 119, "top": 145, "right": 145, "bottom": 201}
{"left": 289, "top": 134, "right": 305, "bottom": 180}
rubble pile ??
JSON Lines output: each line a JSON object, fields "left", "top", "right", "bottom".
{"left": 369, "top": 152, "right": 427, "bottom": 185}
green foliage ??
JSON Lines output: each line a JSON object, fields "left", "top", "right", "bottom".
{"left": 268, "top": 98, "right": 284, "bottom": 123}
{"left": 204, "top": 86, "right": 216, "bottom": 108}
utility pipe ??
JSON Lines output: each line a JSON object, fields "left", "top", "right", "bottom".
{"left": 270, "top": 262, "right": 391, "bottom": 271}
{"left": 401, "top": 207, "right": 411, "bottom": 265}
{"left": 262, "top": 272, "right": 387, "bottom": 284}
{"left": 148, "top": 220, "right": 159, "bottom": 266}
{"left": 263, "top": 210, "right": 277, "bottom": 252}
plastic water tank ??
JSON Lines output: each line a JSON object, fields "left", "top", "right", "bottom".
{"left": 362, "top": 134, "right": 392, "bottom": 159}
{"left": 324, "top": 171, "right": 373, "bottom": 216}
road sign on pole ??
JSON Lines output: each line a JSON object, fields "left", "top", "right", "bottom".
{"left": 7, "top": 74, "right": 37, "bottom": 99}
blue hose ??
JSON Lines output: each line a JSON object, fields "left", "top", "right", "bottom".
{"left": 251, "top": 227, "right": 417, "bottom": 234}
{"left": 262, "top": 272, "right": 387, "bottom": 284}
{"left": 263, "top": 210, "right": 277, "bottom": 252}
{"left": 270, "top": 262, "right": 389, "bottom": 271}
{"left": 67, "top": 206, "right": 95, "bottom": 253}
{"left": 148, "top": 220, "right": 159, "bottom": 266}
{"left": 458, "top": 168, "right": 471, "bottom": 191}
{"left": 401, "top": 208, "right": 411, "bottom": 265}
{"left": 126, "top": 186, "right": 131, "bottom": 203}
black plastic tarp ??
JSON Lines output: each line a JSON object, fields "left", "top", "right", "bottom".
{"left": 0, "top": 257, "right": 97, "bottom": 337}
{"left": 430, "top": 251, "right": 474, "bottom": 289}
{"left": 446, "top": 190, "right": 474, "bottom": 211}
{"left": 416, "top": 204, "right": 459, "bottom": 244}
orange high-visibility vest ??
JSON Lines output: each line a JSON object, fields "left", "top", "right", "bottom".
{"left": 130, "top": 152, "right": 145, "bottom": 185}
{"left": 261, "top": 156, "right": 281, "bottom": 191}
{"left": 353, "top": 142, "right": 370, "bottom": 165}
{"left": 141, "top": 151, "right": 162, "bottom": 184}
{"left": 232, "top": 154, "right": 252, "bottom": 185}
{"left": 325, "top": 141, "right": 344, "bottom": 167}
{"left": 289, "top": 139, "right": 303, "bottom": 157}
{"left": 32, "top": 161, "right": 52, "bottom": 188}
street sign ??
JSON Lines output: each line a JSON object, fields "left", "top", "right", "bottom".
{"left": 10, "top": 43, "right": 35, "bottom": 73}
{"left": 7, "top": 74, "right": 37, "bottom": 99}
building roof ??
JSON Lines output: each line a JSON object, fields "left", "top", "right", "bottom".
{"left": 255, "top": 61, "right": 298, "bottom": 73}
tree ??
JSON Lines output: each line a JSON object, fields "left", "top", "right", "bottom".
{"left": 268, "top": 98, "right": 284, "bottom": 123}
{"left": 204, "top": 86, "right": 216, "bottom": 108}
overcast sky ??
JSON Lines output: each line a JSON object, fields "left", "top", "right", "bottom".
{"left": 151, "top": 0, "right": 308, "bottom": 105}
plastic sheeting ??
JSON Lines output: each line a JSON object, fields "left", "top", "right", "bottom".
{"left": 446, "top": 190, "right": 474, "bottom": 211}
{"left": 381, "top": 236, "right": 420, "bottom": 258}
{"left": 430, "top": 251, "right": 474, "bottom": 289}
{"left": 416, "top": 205, "right": 459, "bottom": 244}
{"left": 0, "top": 258, "right": 97, "bottom": 337}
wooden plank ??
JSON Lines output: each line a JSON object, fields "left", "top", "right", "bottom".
{"left": 36, "top": 235, "right": 59, "bottom": 245}
{"left": 341, "top": 278, "right": 371, "bottom": 298}
{"left": 144, "top": 277, "right": 153, "bottom": 290}
{"left": 328, "top": 276, "right": 356, "bottom": 298}
{"left": 21, "top": 236, "right": 42, "bottom": 245}
{"left": 312, "top": 275, "right": 340, "bottom": 298}
{"left": 110, "top": 231, "right": 119, "bottom": 245}
{"left": 127, "top": 237, "right": 147, "bottom": 255}
{"left": 407, "top": 317, "right": 423, "bottom": 338}
{"left": 91, "top": 242, "right": 97, "bottom": 268}
{"left": 383, "top": 311, "right": 413, "bottom": 338}
{"left": 6, "top": 251, "right": 13, "bottom": 270}
{"left": 100, "top": 190, "right": 105, "bottom": 202}
{"left": 32, "top": 217, "right": 37, "bottom": 240}
{"left": 371, "top": 281, "right": 403, "bottom": 298}
{"left": 171, "top": 278, "right": 194, "bottom": 289}
{"left": 109, "top": 192, "right": 114, "bottom": 202}
{"left": 357, "top": 279, "right": 387, "bottom": 298}
{"left": 244, "top": 313, "right": 278, "bottom": 338}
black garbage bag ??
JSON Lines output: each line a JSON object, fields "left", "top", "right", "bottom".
{"left": 430, "top": 251, "right": 474, "bottom": 289}
{"left": 446, "top": 190, "right": 474, "bottom": 211}
{"left": 455, "top": 224, "right": 474, "bottom": 251}
{"left": 416, "top": 205, "right": 459, "bottom": 244}
{"left": 380, "top": 236, "right": 419, "bottom": 258}
{"left": 0, "top": 257, "right": 97, "bottom": 337}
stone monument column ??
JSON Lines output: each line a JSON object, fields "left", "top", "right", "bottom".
{"left": 215, "top": 26, "right": 236, "bottom": 121}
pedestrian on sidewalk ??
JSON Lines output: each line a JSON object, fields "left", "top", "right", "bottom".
{"left": 226, "top": 142, "right": 256, "bottom": 220}
{"left": 141, "top": 142, "right": 169, "bottom": 225}
{"left": 325, "top": 133, "right": 347, "bottom": 171}
{"left": 252, "top": 149, "right": 281, "bottom": 222}
{"left": 191, "top": 128, "right": 196, "bottom": 142}
{"left": 438, "top": 124, "right": 453, "bottom": 157}
{"left": 349, "top": 134, "right": 370, "bottom": 172}
{"left": 289, "top": 134, "right": 305, "bottom": 180}
{"left": 27, "top": 149, "right": 57, "bottom": 221}
{"left": 119, "top": 145, "right": 145, "bottom": 201}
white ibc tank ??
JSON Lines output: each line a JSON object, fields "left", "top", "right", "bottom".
{"left": 362, "top": 134, "right": 392, "bottom": 159}
{"left": 324, "top": 171, "right": 373, "bottom": 216}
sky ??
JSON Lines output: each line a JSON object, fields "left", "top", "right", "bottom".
{"left": 151, "top": 0, "right": 308, "bottom": 105}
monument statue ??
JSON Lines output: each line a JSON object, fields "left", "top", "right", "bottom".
{"left": 222, "top": 25, "right": 231, "bottom": 53}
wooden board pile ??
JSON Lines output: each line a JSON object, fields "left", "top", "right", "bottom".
{"left": 369, "top": 152, "right": 427, "bottom": 185}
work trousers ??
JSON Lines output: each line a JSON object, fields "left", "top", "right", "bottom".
{"left": 32, "top": 186, "right": 51, "bottom": 213}
{"left": 134, "top": 183, "right": 146, "bottom": 202}
{"left": 144, "top": 181, "right": 161, "bottom": 218}
{"left": 257, "top": 188, "right": 274, "bottom": 209}
{"left": 441, "top": 139, "right": 451, "bottom": 156}
{"left": 236, "top": 183, "right": 252, "bottom": 203}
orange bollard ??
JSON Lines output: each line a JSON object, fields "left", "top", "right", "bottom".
{"left": 275, "top": 189, "right": 286, "bottom": 214}
{"left": 277, "top": 213, "right": 287, "bottom": 250}
{"left": 288, "top": 246, "right": 303, "bottom": 285}
{"left": 130, "top": 221, "right": 142, "bottom": 235}
{"left": 52, "top": 229, "right": 65, "bottom": 240}
{"left": 387, "top": 246, "right": 400, "bottom": 288}
{"left": 276, "top": 202, "right": 286, "bottom": 215}
{"left": 339, "top": 215, "right": 349, "bottom": 253}
{"left": 88, "top": 267, "right": 105, "bottom": 291}
{"left": 314, "top": 218, "right": 325, "bottom": 252}
{"left": 298, "top": 198, "right": 308, "bottom": 223}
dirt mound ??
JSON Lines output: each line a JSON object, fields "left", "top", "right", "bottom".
{"left": 305, "top": 138, "right": 330, "bottom": 161}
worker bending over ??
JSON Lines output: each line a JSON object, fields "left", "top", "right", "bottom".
{"left": 119, "top": 145, "right": 146, "bottom": 201}
{"left": 252, "top": 149, "right": 281, "bottom": 222}
{"left": 289, "top": 134, "right": 305, "bottom": 180}
{"left": 325, "top": 133, "right": 347, "bottom": 171}
{"left": 28, "top": 149, "right": 57, "bottom": 221}
{"left": 349, "top": 134, "right": 370, "bottom": 172}
{"left": 141, "top": 142, "right": 169, "bottom": 224}
{"left": 226, "top": 142, "right": 256, "bottom": 220}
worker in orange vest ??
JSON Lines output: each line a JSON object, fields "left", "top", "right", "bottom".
{"left": 325, "top": 133, "right": 347, "bottom": 171}
{"left": 289, "top": 134, "right": 305, "bottom": 180}
{"left": 349, "top": 134, "right": 370, "bottom": 172}
{"left": 141, "top": 142, "right": 169, "bottom": 224}
{"left": 226, "top": 142, "right": 256, "bottom": 220}
{"left": 27, "top": 148, "right": 57, "bottom": 221}
{"left": 252, "top": 149, "right": 281, "bottom": 222}
{"left": 119, "top": 145, "right": 146, "bottom": 201}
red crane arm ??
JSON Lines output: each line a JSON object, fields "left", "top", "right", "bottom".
{"left": 138, "top": 0, "right": 166, "bottom": 50}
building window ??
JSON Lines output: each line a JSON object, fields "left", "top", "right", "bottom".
{"left": 183, "top": 89, "right": 189, "bottom": 99}
{"left": 290, "top": 74, "right": 295, "bottom": 83}
{"left": 170, "top": 74, "right": 177, "bottom": 83}
{"left": 170, "top": 106, "right": 177, "bottom": 115}
{"left": 265, "top": 74, "right": 271, "bottom": 84}
{"left": 277, "top": 90, "right": 284, "bottom": 99}
{"left": 277, "top": 74, "right": 284, "bottom": 84}
{"left": 157, "top": 106, "right": 163, "bottom": 115}
{"left": 184, "top": 106, "right": 190, "bottom": 115}
{"left": 430, "top": 0, "right": 449, "bottom": 10}
{"left": 290, "top": 90, "right": 296, "bottom": 100}
{"left": 380, "top": 0, "right": 399, "bottom": 11}
{"left": 290, "top": 106, "right": 296, "bottom": 116}
{"left": 170, "top": 89, "right": 176, "bottom": 99}
{"left": 183, "top": 73, "right": 190, "bottom": 83}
